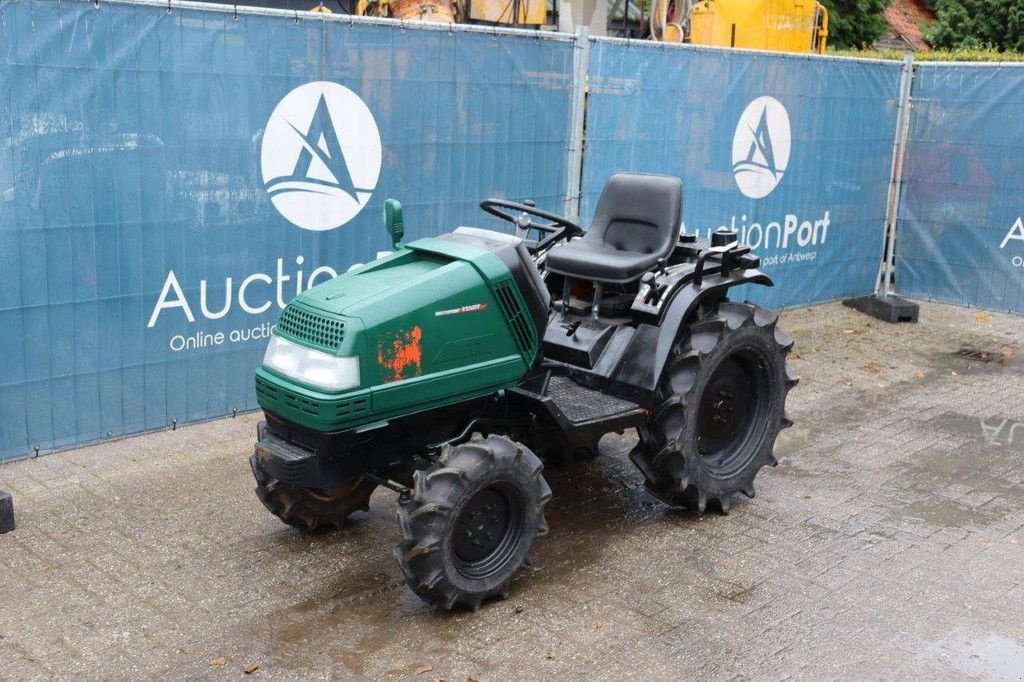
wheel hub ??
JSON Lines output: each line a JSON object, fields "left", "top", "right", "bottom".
{"left": 696, "top": 356, "right": 757, "bottom": 460}
{"left": 454, "top": 488, "right": 512, "bottom": 564}
{"left": 710, "top": 390, "right": 735, "bottom": 424}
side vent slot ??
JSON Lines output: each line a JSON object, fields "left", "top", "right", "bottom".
{"left": 494, "top": 281, "right": 536, "bottom": 359}
{"left": 336, "top": 396, "right": 370, "bottom": 419}
{"left": 279, "top": 389, "right": 320, "bottom": 417}
{"left": 255, "top": 376, "right": 278, "bottom": 401}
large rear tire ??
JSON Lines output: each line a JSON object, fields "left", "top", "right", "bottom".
{"left": 394, "top": 434, "right": 551, "bottom": 610}
{"left": 630, "top": 301, "right": 797, "bottom": 513}
{"left": 250, "top": 455, "right": 377, "bottom": 532}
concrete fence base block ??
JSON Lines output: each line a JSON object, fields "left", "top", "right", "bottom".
{"left": 843, "top": 294, "right": 920, "bottom": 324}
{"left": 0, "top": 491, "right": 15, "bottom": 534}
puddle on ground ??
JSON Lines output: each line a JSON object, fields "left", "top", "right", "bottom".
{"left": 930, "top": 633, "right": 1024, "bottom": 680}
{"left": 883, "top": 412, "right": 1024, "bottom": 529}
{"left": 923, "top": 411, "right": 1024, "bottom": 450}
{"left": 772, "top": 396, "right": 887, "bottom": 482}
{"left": 899, "top": 416, "right": 1024, "bottom": 499}
{"left": 898, "top": 498, "right": 1002, "bottom": 528}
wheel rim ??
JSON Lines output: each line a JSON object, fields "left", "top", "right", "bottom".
{"left": 695, "top": 350, "right": 768, "bottom": 475}
{"left": 452, "top": 483, "right": 523, "bottom": 580}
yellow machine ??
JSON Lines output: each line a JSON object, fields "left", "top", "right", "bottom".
{"left": 468, "top": 0, "right": 547, "bottom": 25}
{"left": 355, "top": 0, "right": 545, "bottom": 23}
{"left": 650, "top": 0, "right": 828, "bottom": 53}
{"left": 350, "top": 0, "right": 826, "bottom": 53}
{"left": 356, "top": 0, "right": 461, "bottom": 22}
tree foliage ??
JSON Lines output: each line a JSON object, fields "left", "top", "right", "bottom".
{"left": 821, "top": 0, "right": 892, "bottom": 49}
{"left": 925, "top": 0, "right": 1024, "bottom": 52}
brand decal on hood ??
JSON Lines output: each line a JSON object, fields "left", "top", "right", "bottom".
{"left": 434, "top": 304, "right": 488, "bottom": 317}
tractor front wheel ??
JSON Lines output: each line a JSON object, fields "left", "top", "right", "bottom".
{"left": 250, "top": 455, "right": 377, "bottom": 532}
{"left": 630, "top": 301, "right": 797, "bottom": 513}
{"left": 394, "top": 434, "right": 551, "bottom": 610}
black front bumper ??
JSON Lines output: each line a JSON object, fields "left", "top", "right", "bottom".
{"left": 253, "top": 416, "right": 358, "bottom": 488}
{"left": 254, "top": 432, "right": 322, "bottom": 488}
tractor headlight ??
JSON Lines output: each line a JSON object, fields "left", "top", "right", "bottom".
{"left": 262, "top": 334, "right": 360, "bottom": 392}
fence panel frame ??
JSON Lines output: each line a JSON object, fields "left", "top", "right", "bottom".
{"left": 0, "top": 0, "right": 579, "bottom": 462}
{"left": 892, "top": 59, "right": 1024, "bottom": 313}
{"left": 578, "top": 36, "right": 904, "bottom": 311}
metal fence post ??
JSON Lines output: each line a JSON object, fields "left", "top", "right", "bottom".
{"left": 876, "top": 53, "right": 915, "bottom": 295}
{"left": 564, "top": 27, "right": 590, "bottom": 222}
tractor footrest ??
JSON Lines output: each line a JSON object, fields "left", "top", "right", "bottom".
{"left": 544, "top": 376, "right": 642, "bottom": 426}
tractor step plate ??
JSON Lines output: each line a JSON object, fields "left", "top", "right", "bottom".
{"left": 544, "top": 375, "right": 641, "bottom": 426}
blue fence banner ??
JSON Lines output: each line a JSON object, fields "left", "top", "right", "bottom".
{"left": 581, "top": 39, "right": 902, "bottom": 310}
{"left": 6, "top": 1, "right": 1023, "bottom": 463}
{"left": 0, "top": 0, "right": 575, "bottom": 461}
{"left": 896, "top": 64, "right": 1024, "bottom": 313}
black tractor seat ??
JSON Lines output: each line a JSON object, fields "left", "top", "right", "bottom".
{"left": 545, "top": 173, "right": 683, "bottom": 284}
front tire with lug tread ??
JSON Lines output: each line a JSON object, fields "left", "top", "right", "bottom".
{"left": 250, "top": 454, "right": 377, "bottom": 532}
{"left": 394, "top": 434, "right": 551, "bottom": 610}
{"left": 630, "top": 301, "right": 797, "bottom": 514}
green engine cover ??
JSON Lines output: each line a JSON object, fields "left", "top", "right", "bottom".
{"left": 255, "top": 236, "right": 539, "bottom": 432}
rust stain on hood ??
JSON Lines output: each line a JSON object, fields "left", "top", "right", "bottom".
{"left": 377, "top": 326, "right": 423, "bottom": 382}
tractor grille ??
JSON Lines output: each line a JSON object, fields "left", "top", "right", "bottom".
{"left": 255, "top": 375, "right": 371, "bottom": 423}
{"left": 494, "top": 280, "right": 537, "bottom": 359}
{"left": 275, "top": 305, "right": 345, "bottom": 352}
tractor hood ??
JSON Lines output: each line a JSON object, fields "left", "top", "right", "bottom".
{"left": 297, "top": 254, "right": 445, "bottom": 317}
{"left": 256, "top": 232, "right": 543, "bottom": 432}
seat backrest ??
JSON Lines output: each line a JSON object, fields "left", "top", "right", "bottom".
{"left": 587, "top": 173, "right": 683, "bottom": 256}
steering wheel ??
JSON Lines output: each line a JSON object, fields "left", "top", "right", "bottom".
{"left": 479, "top": 199, "right": 583, "bottom": 254}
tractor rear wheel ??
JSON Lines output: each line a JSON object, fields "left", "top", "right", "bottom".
{"left": 250, "top": 455, "right": 377, "bottom": 532}
{"left": 394, "top": 434, "right": 551, "bottom": 610}
{"left": 630, "top": 301, "right": 797, "bottom": 513}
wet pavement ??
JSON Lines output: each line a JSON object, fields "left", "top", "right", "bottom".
{"left": 1, "top": 300, "right": 1023, "bottom": 679}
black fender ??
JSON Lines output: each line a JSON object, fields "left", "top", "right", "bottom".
{"left": 653, "top": 268, "right": 773, "bottom": 388}
{"left": 608, "top": 268, "right": 772, "bottom": 406}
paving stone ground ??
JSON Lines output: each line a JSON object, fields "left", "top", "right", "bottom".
{"left": 2, "top": 300, "right": 1024, "bottom": 680}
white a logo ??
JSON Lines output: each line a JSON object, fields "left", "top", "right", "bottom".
{"left": 261, "top": 82, "right": 382, "bottom": 231}
{"left": 732, "top": 96, "right": 791, "bottom": 200}
{"left": 1001, "top": 217, "right": 1024, "bottom": 249}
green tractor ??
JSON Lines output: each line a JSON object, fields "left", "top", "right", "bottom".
{"left": 251, "top": 173, "right": 797, "bottom": 609}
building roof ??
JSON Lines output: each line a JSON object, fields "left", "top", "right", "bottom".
{"left": 878, "top": 0, "right": 936, "bottom": 52}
